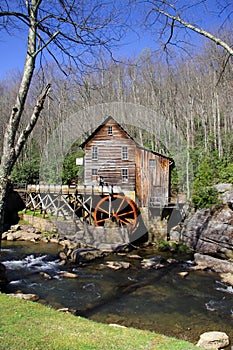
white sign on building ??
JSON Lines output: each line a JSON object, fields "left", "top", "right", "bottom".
{"left": 76, "top": 158, "right": 83, "bottom": 165}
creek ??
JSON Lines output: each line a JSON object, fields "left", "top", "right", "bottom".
{"left": 0, "top": 241, "right": 233, "bottom": 347}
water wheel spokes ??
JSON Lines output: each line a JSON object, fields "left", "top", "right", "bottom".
{"left": 93, "top": 194, "right": 138, "bottom": 227}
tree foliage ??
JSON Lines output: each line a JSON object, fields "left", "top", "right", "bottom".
{"left": 191, "top": 152, "right": 233, "bottom": 208}
{"left": 191, "top": 156, "right": 218, "bottom": 209}
{"left": 62, "top": 152, "right": 84, "bottom": 185}
{"left": 10, "top": 140, "right": 40, "bottom": 184}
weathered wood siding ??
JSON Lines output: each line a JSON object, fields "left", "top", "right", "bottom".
{"left": 82, "top": 116, "right": 172, "bottom": 207}
{"left": 135, "top": 147, "right": 170, "bottom": 207}
{"left": 83, "top": 119, "right": 136, "bottom": 190}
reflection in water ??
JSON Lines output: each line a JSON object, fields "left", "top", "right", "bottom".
{"left": 0, "top": 241, "right": 233, "bottom": 346}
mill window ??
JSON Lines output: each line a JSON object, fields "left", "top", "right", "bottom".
{"left": 108, "top": 126, "right": 113, "bottom": 135}
{"left": 149, "top": 159, "right": 155, "bottom": 166}
{"left": 122, "top": 146, "right": 128, "bottom": 160}
{"left": 92, "top": 146, "right": 98, "bottom": 160}
{"left": 122, "top": 168, "right": 128, "bottom": 183}
{"left": 91, "top": 168, "right": 98, "bottom": 181}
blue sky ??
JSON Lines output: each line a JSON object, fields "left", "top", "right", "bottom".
{"left": 0, "top": 0, "right": 231, "bottom": 79}
{"left": 0, "top": 30, "right": 155, "bottom": 78}
{"left": 0, "top": 34, "right": 27, "bottom": 78}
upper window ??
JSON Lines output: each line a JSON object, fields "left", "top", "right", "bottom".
{"left": 92, "top": 146, "right": 98, "bottom": 160}
{"left": 149, "top": 159, "right": 156, "bottom": 167}
{"left": 122, "top": 146, "right": 128, "bottom": 160}
{"left": 108, "top": 126, "right": 113, "bottom": 135}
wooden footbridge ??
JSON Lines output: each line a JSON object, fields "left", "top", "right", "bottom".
{"left": 14, "top": 182, "right": 183, "bottom": 247}
{"left": 17, "top": 181, "right": 181, "bottom": 223}
{"left": 18, "top": 183, "right": 139, "bottom": 229}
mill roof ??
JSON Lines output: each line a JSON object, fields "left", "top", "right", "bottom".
{"left": 80, "top": 116, "right": 174, "bottom": 164}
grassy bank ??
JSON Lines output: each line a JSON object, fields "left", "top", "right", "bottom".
{"left": 0, "top": 293, "right": 202, "bottom": 350}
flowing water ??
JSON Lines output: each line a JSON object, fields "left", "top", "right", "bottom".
{"left": 1, "top": 241, "right": 233, "bottom": 347}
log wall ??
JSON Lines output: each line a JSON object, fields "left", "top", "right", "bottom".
{"left": 83, "top": 118, "right": 136, "bottom": 190}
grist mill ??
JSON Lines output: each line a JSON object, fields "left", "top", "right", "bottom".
{"left": 14, "top": 117, "right": 182, "bottom": 248}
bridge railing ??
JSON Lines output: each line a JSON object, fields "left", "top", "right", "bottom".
{"left": 22, "top": 183, "right": 123, "bottom": 196}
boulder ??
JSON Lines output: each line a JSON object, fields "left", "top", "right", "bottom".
{"left": 178, "top": 271, "right": 189, "bottom": 278}
{"left": 180, "top": 205, "right": 233, "bottom": 259}
{"left": 0, "top": 263, "right": 8, "bottom": 289}
{"left": 95, "top": 243, "right": 129, "bottom": 252}
{"left": 8, "top": 293, "right": 39, "bottom": 301}
{"left": 58, "top": 251, "right": 68, "bottom": 261}
{"left": 10, "top": 224, "right": 21, "bottom": 231}
{"left": 141, "top": 259, "right": 157, "bottom": 269}
{"left": 57, "top": 271, "right": 78, "bottom": 278}
{"left": 4, "top": 190, "right": 25, "bottom": 229}
{"left": 49, "top": 237, "right": 60, "bottom": 244}
{"left": 106, "top": 261, "right": 131, "bottom": 270}
{"left": 127, "top": 254, "right": 142, "bottom": 260}
{"left": 193, "top": 253, "right": 233, "bottom": 273}
{"left": 3, "top": 224, "right": 41, "bottom": 241}
{"left": 214, "top": 183, "right": 233, "bottom": 205}
{"left": 196, "top": 331, "right": 229, "bottom": 349}
{"left": 141, "top": 258, "right": 164, "bottom": 269}
{"left": 40, "top": 237, "right": 50, "bottom": 243}
{"left": 220, "top": 272, "right": 233, "bottom": 286}
{"left": 178, "top": 184, "right": 233, "bottom": 259}
{"left": 70, "top": 248, "right": 105, "bottom": 263}
{"left": 40, "top": 271, "right": 52, "bottom": 280}
{"left": 57, "top": 308, "right": 76, "bottom": 314}
{"left": 109, "top": 324, "right": 127, "bottom": 328}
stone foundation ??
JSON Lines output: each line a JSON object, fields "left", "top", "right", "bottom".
{"left": 21, "top": 210, "right": 172, "bottom": 249}
{"left": 23, "top": 214, "right": 57, "bottom": 233}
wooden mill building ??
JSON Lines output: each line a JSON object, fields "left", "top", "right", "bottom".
{"left": 19, "top": 116, "right": 176, "bottom": 245}
{"left": 80, "top": 117, "right": 174, "bottom": 209}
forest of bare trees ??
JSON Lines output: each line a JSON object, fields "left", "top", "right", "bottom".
{"left": 1, "top": 37, "right": 232, "bottom": 204}
{"left": 0, "top": 1, "right": 232, "bottom": 234}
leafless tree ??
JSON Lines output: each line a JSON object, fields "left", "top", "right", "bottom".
{"left": 0, "top": 0, "right": 128, "bottom": 237}
{"left": 137, "top": 1, "right": 233, "bottom": 57}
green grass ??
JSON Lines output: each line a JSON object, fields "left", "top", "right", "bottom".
{"left": 0, "top": 293, "right": 202, "bottom": 350}
{"left": 19, "top": 209, "right": 52, "bottom": 219}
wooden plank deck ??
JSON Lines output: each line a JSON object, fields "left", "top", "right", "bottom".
{"left": 26, "top": 184, "right": 122, "bottom": 196}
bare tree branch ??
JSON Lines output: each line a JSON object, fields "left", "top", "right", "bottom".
{"left": 14, "top": 84, "right": 51, "bottom": 160}
{"left": 155, "top": 7, "right": 233, "bottom": 56}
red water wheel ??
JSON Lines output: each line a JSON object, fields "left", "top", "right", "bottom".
{"left": 93, "top": 194, "right": 138, "bottom": 227}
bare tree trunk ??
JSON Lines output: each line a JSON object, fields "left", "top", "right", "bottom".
{"left": 0, "top": 0, "right": 41, "bottom": 243}
{"left": 212, "top": 96, "right": 217, "bottom": 151}
{"left": 186, "top": 119, "right": 191, "bottom": 200}
{"left": 0, "top": 84, "right": 51, "bottom": 246}
{"left": 216, "top": 92, "right": 223, "bottom": 158}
